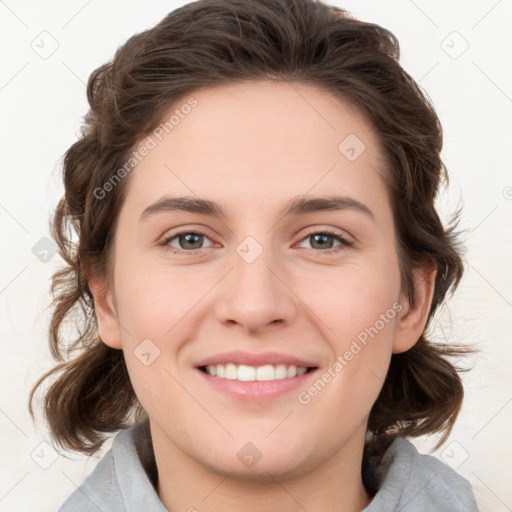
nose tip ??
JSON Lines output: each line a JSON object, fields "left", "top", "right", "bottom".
{"left": 214, "top": 249, "right": 297, "bottom": 333}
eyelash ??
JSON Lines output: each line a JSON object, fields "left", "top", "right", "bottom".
{"left": 161, "top": 228, "right": 354, "bottom": 256}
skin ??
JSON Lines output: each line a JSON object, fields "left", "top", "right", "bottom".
{"left": 89, "top": 80, "right": 436, "bottom": 512}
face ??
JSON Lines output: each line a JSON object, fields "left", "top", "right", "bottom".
{"left": 93, "top": 80, "right": 431, "bottom": 480}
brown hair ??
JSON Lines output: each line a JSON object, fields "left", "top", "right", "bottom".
{"left": 30, "top": 0, "right": 470, "bottom": 461}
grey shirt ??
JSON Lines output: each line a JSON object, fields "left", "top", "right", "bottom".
{"left": 58, "top": 423, "right": 479, "bottom": 511}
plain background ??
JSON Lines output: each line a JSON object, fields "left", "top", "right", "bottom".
{"left": 1, "top": 0, "right": 511, "bottom": 510}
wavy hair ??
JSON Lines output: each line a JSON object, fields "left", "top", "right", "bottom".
{"left": 30, "top": 0, "right": 469, "bottom": 467}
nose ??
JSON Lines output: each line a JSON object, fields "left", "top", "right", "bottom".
{"left": 214, "top": 239, "right": 298, "bottom": 335}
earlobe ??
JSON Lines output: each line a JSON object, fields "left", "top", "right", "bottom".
{"left": 392, "top": 262, "right": 437, "bottom": 354}
{"left": 86, "top": 272, "right": 123, "bottom": 350}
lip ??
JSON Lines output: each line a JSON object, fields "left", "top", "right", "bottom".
{"left": 196, "top": 366, "right": 318, "bottom": 401}
{"left": 195, "top": 350, "right": 318, "bottom": 368}
{"left": 194, "top": 351, "right": 319, "bottom": 401}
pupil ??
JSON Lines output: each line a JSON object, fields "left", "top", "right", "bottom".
{"left": 312, "top": 234, "right": 332, "bottom": 249}
{"left": 178, "top": 233, "right": 334, "bottom": 251}
{"left": 181, "top": 233, "right": 203, "bottom": 250}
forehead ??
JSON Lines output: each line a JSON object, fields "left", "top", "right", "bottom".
{"left": 124, "top": 80, "right": 390, "bottom": 220}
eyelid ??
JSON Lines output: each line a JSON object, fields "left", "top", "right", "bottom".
{"left": 161, "top": 224, "right": 355, "bottom": 256}
{"left": 298, "top": 225, "right": 355, "bottom": 244}
{"left": 160, "top": 227, "right": 216, "bottom": 250}
{"left": 159, "top": 223, "right": 214, "bottom": 241}
{"left": 295, "top": 226, "right": 354, "bottom": 254}
{"left": 160, "top": 224, "right": 354, "bottom": 243}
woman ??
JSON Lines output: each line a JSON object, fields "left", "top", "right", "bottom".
{"left": 30, "top": 0, "right": 479, "bottom": 510}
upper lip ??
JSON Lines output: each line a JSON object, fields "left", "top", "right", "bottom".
{"left": 195, "top": 350, "right": 318, "bottom": 368}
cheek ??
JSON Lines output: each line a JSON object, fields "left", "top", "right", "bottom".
{"left": 301, "top": 258, "right": 401, "bottom": 407}
{"left": 114, "top": 262, "right": 205, "bottom": 341}
{"left": 309, "top": 256, "right": 401, "bottom": 344}
{"left": 298, "top": 308, "right": 397, "bottom": 437}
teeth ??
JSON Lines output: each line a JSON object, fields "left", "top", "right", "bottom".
{"left": 204, "top": 363, "right": 309, "bottom": 381}
{"left": 274, "top": 364, "right": 287, "bottom": 379}
{"left": 257, "top": 364, "right": 274, "bottom": 381}
{"left": 225, "top": 363, "right": 237, "bottom": 380}
{"left": 238, "top": 365, "right": 256, "bottom": 381}
{"left": 287, "top": 365, "right": 297, "bottom": 378}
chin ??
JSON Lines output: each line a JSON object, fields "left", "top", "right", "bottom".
{"left": 190, "top": 435, "right": 318, "bottom": 481}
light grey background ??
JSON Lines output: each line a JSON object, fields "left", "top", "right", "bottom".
{"left": 1, "top": 1, "right": 511, "bottom": 510}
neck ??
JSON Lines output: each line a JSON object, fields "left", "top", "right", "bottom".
{"left": 150, "top": 422, "right": 372, "bottom": 512}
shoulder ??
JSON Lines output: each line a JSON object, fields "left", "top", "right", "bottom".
{"left": 57, "top": 423, "right": 165, "bottom": 512}
{"left": 57, "top": 449, "right": 124, "bottom": 511}
{"left": 365, "top": 437, "right": 479, "bottom": 512}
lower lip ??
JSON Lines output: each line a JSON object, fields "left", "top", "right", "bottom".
{"left": 196, "top": 368, "right": 317, "bottom": 401}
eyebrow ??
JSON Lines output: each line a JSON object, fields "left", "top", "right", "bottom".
{"left": 140, "top": 195, "right": 375, "bottom": 221}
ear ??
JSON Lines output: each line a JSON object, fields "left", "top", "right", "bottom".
{"left": 86, "top": 272, "right": 123, "bottom": 350}
{"left": 392, "top": 262, "right": 437, "bottom": 354}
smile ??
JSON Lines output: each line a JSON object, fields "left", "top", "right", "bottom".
{"left": 201, "top": 363, "right": 310, "bottom": 381}
{"left": 195, "top": 351, "right": 319, "bottom": 400}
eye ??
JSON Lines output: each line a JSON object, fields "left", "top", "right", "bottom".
{"left": 161, "top": 227, "right": 354, "bottom": 256}
{"left": 162, "top": 230, "right": 216, "bottom": 254}
{"left": 296, "top": 228, "right": 354, "bottom": 254}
